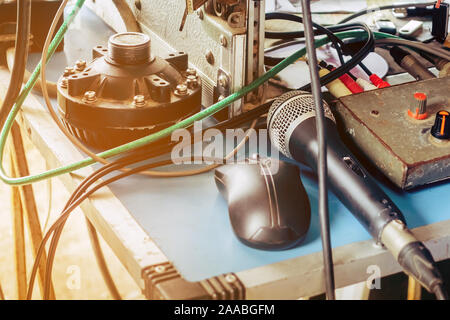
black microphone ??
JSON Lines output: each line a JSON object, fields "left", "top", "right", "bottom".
{"left": 268, "top": 90, "right": 446, "bottom": 297}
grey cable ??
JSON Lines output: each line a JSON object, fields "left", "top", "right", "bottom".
{"left": 301, "top": 0, "right": 335, "bottom": 300}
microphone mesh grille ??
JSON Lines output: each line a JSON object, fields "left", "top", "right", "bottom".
{"left": 268, "top": 90, "right": 334, "bottom": 156}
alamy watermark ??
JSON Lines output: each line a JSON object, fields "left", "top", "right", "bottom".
{"left": 170, "top": 121, "right": 280, "bottom": 173}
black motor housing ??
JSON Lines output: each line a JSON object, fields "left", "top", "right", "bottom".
{"left": 57, "top": 32, "right": 202, "bottom": 149}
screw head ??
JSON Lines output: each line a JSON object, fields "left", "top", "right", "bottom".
{"left": 75, "top": 59, "right": 86, "bottom": 71}
{"left": 225, "top": 274, "right": 236, "bottom": 283}
{"left": 186, "top": 68, "right": 197, "bottom": 76}
{"left": 186, "top": 75, "right": 198, "bottom": 89}
{"left": 84, "top": 91, "right": 96, "bottom": 102}
{"left": 218, "top": 74, "right": 228, "bottom": 88}
{"left": 133, "top": 95, "right": 146, "bottom": 107}
{"left": 64, "top": 66, "right": 75, "bottom": 76}
{"left": 60, "top": 77, "right": 68, "bottom": 88}
{"left": 155, "top": 266, "right": 166, "bottom": 273}
{"left": 205, "top": 50, "right": 214, "bottom": 65}
{"left": 175, "top": 84, "right": 188, "bottom": 96}
{"left": 220, "top": 35, "right": 228, "bottom": 47}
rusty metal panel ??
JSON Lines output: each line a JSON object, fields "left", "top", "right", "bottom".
{"left": 335, "top": 77, "right": 450, "bottom": 190}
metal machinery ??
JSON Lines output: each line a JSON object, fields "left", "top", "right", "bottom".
{"left": 57, "top": 32, "right": 202, "bottom": 148}
{"left": 87, "top": 0, "right": 266, "bottom": 120}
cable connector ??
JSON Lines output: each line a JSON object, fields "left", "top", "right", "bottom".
{"left": 369, "top": 74, "right": 391, "bottom": 88}
{"left": 318, "top": 67, "right": 352, "bottom": 98}
{"left": 356, "top": 78, "right": 378, "bottom": 91}
{"left": 321, "top": 61, "right": 363, "bottom": 94}
{"left": 338, "top": 73, "right": 364, "bottom": 94}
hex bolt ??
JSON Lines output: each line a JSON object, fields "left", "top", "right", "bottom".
{"left": 60, "top": 77, "right": 68, "bottom": 88}
{"left": 220, "top": 35, "right": 228, "bottom": 47}
{"left": 155, "top": 265, "right": 166, "bottom": 273}
{"left": 218, "top": 74, "right": 229, "bottom": 88}
{"left": 75, "top": 59, "right": 86, "bottom": 71}
{"left": 175, "top": 84, "right": 188, "bottom": 96}
{"left": 84, "top": 91, "right": 97, "bottom": 102}
{"left": 186, "top": 68, "right": 197, "bottom": 76}
{"left": 64, "top": 66, "right": 75, "bottom": 76}
{"left": 205, "top": 50, "right": 215, "bottom": 65}
{"left": 186, "top": 75, "right": 198, "bottom": 89}
{"left": 133, "top": 95, "right": 146, "bottom": 107}
{"left": 225, "top": 274, "right": 236, "bottom": 283}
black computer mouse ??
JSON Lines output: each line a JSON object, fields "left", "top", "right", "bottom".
{"left": 214, "top": 156, "right": 311, "bottom": 250}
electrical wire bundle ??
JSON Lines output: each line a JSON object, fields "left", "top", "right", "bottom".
{"left": 1, "top": 0, "right": 450, "bottom": 300}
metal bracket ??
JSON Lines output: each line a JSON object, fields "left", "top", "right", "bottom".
{"left": 142, "top": 262, "right": 245, "bottom": 300}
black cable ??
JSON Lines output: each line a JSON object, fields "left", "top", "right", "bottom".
{"left": 299, "top": 23, "right": 374, "bottom": 92}
{"left": 0, "top": 0, "right": 31, "bottom": 130}
{"left": 265, "top": 22, "right": 374, "bottom": 90}
{"left": 84, "top": 217, "right": 122, "bottom": 300}
{"left": 358, "top": 61, "right": 373, "bottom": 76}
{"left": 264, "top": 22, "right": 375, "bottom": 91}
{"left": 338, "top": 2, "right": 436, "bottom": 24}
{"left": 375, "top": 38, "right": 450, "bottom": 61}
{"left": 265, "top": 12, "right": 345, "bottom": 46}
{"left": 111, "top": 101, "right": 273, "bottom": 164}
{"left": 265, "top": 12, "right": 347, "bottom": 65}
{"left": 301, "top": 0, "right": 335, "bottom": 300}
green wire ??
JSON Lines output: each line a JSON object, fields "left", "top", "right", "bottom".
{"left": 0, "top": 3, "right": 396, "bottom": 187}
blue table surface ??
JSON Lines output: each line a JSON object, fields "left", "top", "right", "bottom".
{"left": 105, "top": 156, "right": 450, "bottom": 282}
{"left": 27, "top": 5, "right": 450, "bottom": 282}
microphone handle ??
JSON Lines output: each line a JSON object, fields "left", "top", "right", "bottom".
{"left": 288, "top": 117, "right": 446, "bottom": 293}
{"left": 288, "top": 117, "right": 404, "bottom": 243}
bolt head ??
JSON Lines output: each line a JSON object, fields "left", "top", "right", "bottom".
{"left": 84, "top": 91, "right": 96, "bottom": 102}
{"left": 220, "top": 35, "right": 227, "bottom": 47}
{"left": 133, "top": 95, "right": 146, "bottom": 107}
{"left": 186, "top": 68, "right": 197, "bottom": 76}
{"left": 155, "top": 266, "right": 166, "bottom": 273}
{"left": 75, "top": 59, "right": 86, "bottom": 71}
{"left": 218, "top": 75, "right": 228, "bottom": 88}
{"left": 175, "top": 84, "right": 188, "bottom": 96}
{"left": 64, "top": 66, "right": 75, "bottom": 76}
{"left": 60, "top": 77, "right": 68, "bottom": 88}
{"left": 225, "top": 274, "right": 236, "bottom": 283}
{"left": 205, "top": 50, "right": 214, "bottom": 65}
{"left": 186, "top": 75, "right": 198, "bottom": 89}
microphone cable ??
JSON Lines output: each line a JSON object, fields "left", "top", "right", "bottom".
{"left": 301, "top": 0, "right": 335, "bottom": 300}
{"left": 27, "top": 110, "right": 265, "bottom": 299}
{"left": 0, "top": 0, "right": 31, "bottom": 129}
